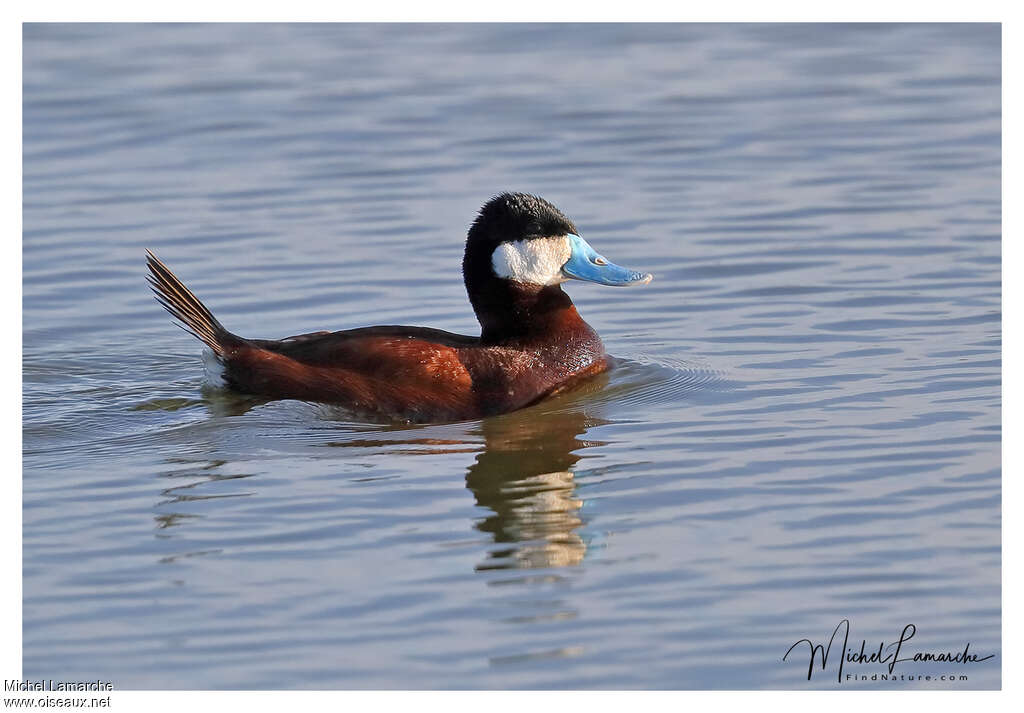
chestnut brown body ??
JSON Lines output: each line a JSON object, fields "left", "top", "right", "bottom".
{"left": 226, "top": 293, "right": 606, "bottom": 422}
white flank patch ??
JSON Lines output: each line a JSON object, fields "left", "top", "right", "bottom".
{"left": 491, "top": 236, "right": 572, "bottom": 285}
{"left": 201, "top": 347, "right": 227, "bottom": 387}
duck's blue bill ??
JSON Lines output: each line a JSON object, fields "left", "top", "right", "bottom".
{"left": 562, "top": 234, "right": 652, "bottom": 286}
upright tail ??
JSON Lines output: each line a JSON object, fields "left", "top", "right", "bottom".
{"left": 146, "top": 251, "right": 238, "bottom": 356}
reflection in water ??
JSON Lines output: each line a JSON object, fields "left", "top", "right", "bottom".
{"left": 153, "top": 456, "right": 256, "bottom": 532}
{"left": 170, "top": 376, "right": 611, "bottom": 573}
{"left": 466, "top": 399, "right": 608, "bottom": 571}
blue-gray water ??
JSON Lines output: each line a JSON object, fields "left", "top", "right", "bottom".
{"left": 23, "top": 23, "right": 1000, "bottom": 689}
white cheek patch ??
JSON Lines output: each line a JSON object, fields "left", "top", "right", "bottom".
{"left": 491, "top": 237, "right": 572, "bottom": 285}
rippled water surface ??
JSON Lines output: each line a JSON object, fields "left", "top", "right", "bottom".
{"left": 23, "top": 23, "right": 1000, "bottom": 689}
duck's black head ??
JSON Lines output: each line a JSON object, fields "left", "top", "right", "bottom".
{"left": 462, "top": 193, "right": 651, "bottom": 342}
{"left": 466, "top": 192, "right": 579, "bottom": 249}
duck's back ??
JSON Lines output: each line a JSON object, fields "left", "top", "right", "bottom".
{"left": 224, "top": 319, "right": 605, "bottom": 422}
{"left": 227, "top": 326, "right": 480, "bottom": 421}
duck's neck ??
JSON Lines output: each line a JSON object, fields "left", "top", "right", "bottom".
{"left": 469, "top": 280, "right": 586, "bottom": 344}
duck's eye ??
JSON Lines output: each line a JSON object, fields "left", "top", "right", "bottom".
{"left": 594, "top": 256, "right": 608, "bottom": 266}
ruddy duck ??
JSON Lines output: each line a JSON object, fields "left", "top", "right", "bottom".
{"left": 147, "top": 192, "right": 651, "bottom": 422}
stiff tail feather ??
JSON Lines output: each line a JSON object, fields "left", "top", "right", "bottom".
{"left": 146, "top": 250, "right": 237, "bottom": 355}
